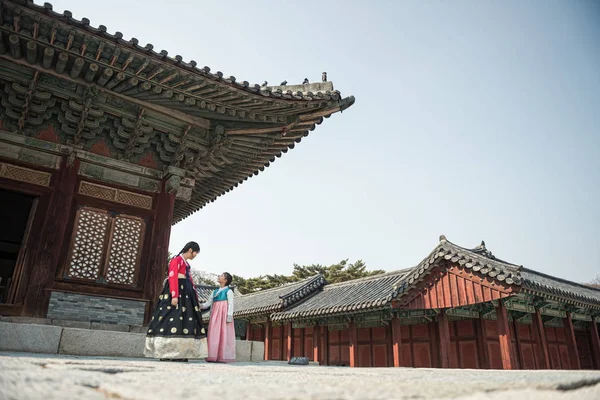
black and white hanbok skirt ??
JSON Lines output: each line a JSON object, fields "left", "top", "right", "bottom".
{"left": 144, "top": 276, "right": 208, "bottom": 359}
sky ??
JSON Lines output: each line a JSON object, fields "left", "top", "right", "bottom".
{"left": 51, "top": 0, "right": 600, "bottom": 283}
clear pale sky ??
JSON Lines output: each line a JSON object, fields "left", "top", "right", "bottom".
{"left": 52, "top": 0, "right": 600, "bottom": 283}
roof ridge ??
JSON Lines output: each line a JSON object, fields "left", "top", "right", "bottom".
{"left": 236, "top": 274, "right": 321, "bottom": 298}
{"left": 522, "top": 268, "right": 600, "bottom": 293}
{"left": 323, "top": 268, "right": 412, "bottom": 288}
{"left": 441, "top": 238, "right": 522, "bottom": 269}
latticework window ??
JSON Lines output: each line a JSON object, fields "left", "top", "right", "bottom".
{"left": 65, "top": 206, "right": 146, "bottom": 287}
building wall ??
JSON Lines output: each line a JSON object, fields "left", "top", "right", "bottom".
{"left": 250, "top": 317, "right": 600, "bottom": 370}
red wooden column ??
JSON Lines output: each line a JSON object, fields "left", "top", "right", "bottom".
{"left": 24, "top": 158, "right": 79, "bottom": 317}
{"left": 590, "top": 321, "right": 600, "bottom": 370}
{"left": 246, "top": 322, "right": 253, "bottom": 341}
{"left": 321, "top": 325, "right": 329, "bottom": 366}
{"left": 533, "top": 309, "right": 551, "bottom": 369}
{"left": 565, "top": 313, "right": 581, "bottom": 370}
{"left": 143, "top": 181, "right": 176, "bottom": 323}
{"left": 286, "top": 321, "right": 294, "bottom": 362}
{"left": 475, "top": 317, "right": 489, "bottom": 369}
{"left": 349, "top": 320, "right": 359, "bottom": 367}
{"left": 496, "top": 302, "right": 514, "bottom": 370}
{"left": 438, "top": 310, "right": 451, "bottom": 368}
{"left": 391, "top": 315, "right": 403, "bottom": 367}
{"left": 313, "top": 325, "right": 321, "bottom": 363}
{"left": 264, "top": 319, "right": 272, "bottom": 360}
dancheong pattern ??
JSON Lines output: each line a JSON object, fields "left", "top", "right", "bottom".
{"left": 67, "top": 208, "right": 109, "bottom": 280}
{"left": 105, "top": 216, "right": 144, "bottom": 285}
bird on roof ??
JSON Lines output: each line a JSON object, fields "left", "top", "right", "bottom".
{"left": 302, "top": 78, "right": 309, "bottom": 84}
{"left": 280, "top": 80, "right": 287, "bottom": 86}
{"left": 261, "top": 81, "right": 268, "bottom": 87}
{"left": 322, "top": 72, "right": 327, "bottom": 82}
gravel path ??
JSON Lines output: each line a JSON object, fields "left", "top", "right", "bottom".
{"left": 1, "top": 352, "right": 600, "bottom": 400}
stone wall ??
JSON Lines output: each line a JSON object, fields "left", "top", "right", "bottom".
{"left": 46, "top": 291, "right": 146, "bottom": 326}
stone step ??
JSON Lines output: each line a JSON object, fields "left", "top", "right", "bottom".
{"left": 0, "top": 316, "right": 145, "bottom": 333}
{"left": 0, "top": 321, "right": 264, "bottom": 362}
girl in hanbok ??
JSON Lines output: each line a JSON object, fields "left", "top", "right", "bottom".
{"left": 144, "top": 241, "right": 208, "bottom": 362}
{"left": 201, "top": 272, "right": 236, "bottom": 362}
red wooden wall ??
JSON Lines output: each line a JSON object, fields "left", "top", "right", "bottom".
{"left": 575, "top": 329, "right": 595, "bottom": 369}
{"left": 254, "top": 318, "right": 600, "bottom": 370}
{"left": 328, "top": 329, "right": 351, "bottom": 366}
{"left": 400, "top": 323, "right": 437, "bottom": 368}
{"left": 545, "top": 326, "right": 572, "bottom": 369}
{"left": 356, "top": 326, "right": 390, "bottom": 367}
{"left": 449, "top": 320, "right": 481, "bottom": 369}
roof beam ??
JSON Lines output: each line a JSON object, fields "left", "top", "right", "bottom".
{"left": 0, "top": 54, "right": 211, "bottom": 130}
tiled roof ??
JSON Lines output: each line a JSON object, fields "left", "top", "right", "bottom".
{"left": 271, "top": 270, "right": 411, "bottom": 321}
{"left": 19, "top": 1, "right": 347, "bottom": 102}
{"left": 392, "top": 236, "right": 523, "bottom": 299}
{"left": 521, "top": 269, "right": 600, "bottom": 308}
{"left": 232, "top": 275, "right": 327, "bottom": 319}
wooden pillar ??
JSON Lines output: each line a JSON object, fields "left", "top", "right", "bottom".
{"left": 246, "top": 322, "right": 253, "bottom": 341}
{"left": 264, "top": 319, "right": 272, "bottom": 361}
{"left": 286, "top": 321, "right": 293, "bottom": 362}
{"left": 496, "top": 302, "right": 514, "bottom": 370}
{"left": 391, "top": 315, "right": 403, "bottom": 367}
{"left": 23, "top": 158, "right": 79, "bottom": 317}
{"left": 313, "top": 325, "right": 321, "bottom": 363}
{"left": 143, "top": 181, "right": 175, "bottom": 324}
{"left": 438, "top": 310, "right": 451, "bottom": 368}
{"left": 565, "top": 313, "right": 581, "bottom": 370}
{"left": 475, "top": 317, "right": 489, "bottom": 369}
{"left": 321, "top": 325, "right": 329, "bottom": 366}
{"left": 349, "top": 320, "right": 358, "bottom": 368}
{"left": 533, "top": 309, "right": 550, "bottom": 369}
{"left": 590, "top": 321, "right": 600, "bottom": 370}
{"left": 513, "top": 319, "right": 523, "bottom": 369}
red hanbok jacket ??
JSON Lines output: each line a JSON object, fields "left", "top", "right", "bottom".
{"left": 167, "top": 255, "right": 196, "bottom": 299}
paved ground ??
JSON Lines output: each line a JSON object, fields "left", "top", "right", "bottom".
{"left": 1, "top": 353, "right": 600, "bottom": 400}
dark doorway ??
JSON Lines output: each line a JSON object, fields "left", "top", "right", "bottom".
{"left": 0, "top": 189, "right": 36, "bottom": 304}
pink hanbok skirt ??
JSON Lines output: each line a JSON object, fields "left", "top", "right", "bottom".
{"left": 206, "top": 300, "right": 236, "bottom": 362}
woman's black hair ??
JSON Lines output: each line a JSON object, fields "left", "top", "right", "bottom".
{"left": 222, "top": 272, "right": 233, "bottom": 286}
{"left": 178, "top": 241, "right": 200, "bottom": 255}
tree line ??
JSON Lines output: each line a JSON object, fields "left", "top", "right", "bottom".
{"left": 167, "top": 253, "right": 385, "bottom": 294}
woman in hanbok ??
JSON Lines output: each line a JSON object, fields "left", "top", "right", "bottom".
{"left": 201, "top": 272, "right": 236, "bottom": 363}
{"left": 144, "top": 241, "right": 208, "bottom": 362}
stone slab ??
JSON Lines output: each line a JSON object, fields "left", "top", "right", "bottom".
{"left": 236, "top": 340, "right": 252, "bottom": 362}
{"left": 128, "top": 325, "right": 147, "bottom": 333}
{"left": 52, "top": 320, "right": 91, "bottom": 329}
{"left": 0, "top": 321, "right": 62, "bottom": 354}
{"left": 58, "top": 328, "right": 146, "bottom": 358}
{"left": 251, "top": 340, "right": 265, "bottom": 362}
{"left": 0, "top": 316, "right": 52, "bottom": 325}
{"left": 91, "top": 323, "right": 130, "bottom": 332}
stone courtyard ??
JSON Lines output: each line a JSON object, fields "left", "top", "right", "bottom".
{"left": 1, "top": 353, "right": 600, "bottom": 400}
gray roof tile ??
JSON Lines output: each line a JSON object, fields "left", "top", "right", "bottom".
{"left": 271, "top": 270, "right": 411, "bottom": 321}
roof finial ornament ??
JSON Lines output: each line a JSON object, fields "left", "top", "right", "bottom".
{"left": 439, "top": 234, "right": 447, "bottom": 242}
{"left": 280, "top": 80, "right": 287, "bottom": 86}
{"left": 302, "top": 78, "right": 309, "bottom": 85}
{"left": 261, "top": 81, "right": 268, "bottom": 87}
{"left": 322, "top": 72, "right": 327, "bottom": 82}
{"left": 480, "top": 240, "right": 486, "bottom": 248}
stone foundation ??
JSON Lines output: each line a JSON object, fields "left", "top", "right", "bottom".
{"left": 0, "top": 321, "right": 265, "bottom": 361}
{"left": 46, "top": 291, "right": 146, "bottom": 326}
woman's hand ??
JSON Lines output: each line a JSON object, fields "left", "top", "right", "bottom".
{"left": 226, "top": 315, "right": 233, "bottom": 323}
{"left": 171, "top": 297, "right": 178, "bottom": 307}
